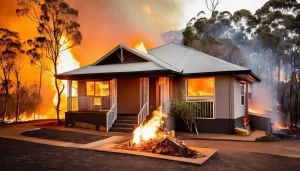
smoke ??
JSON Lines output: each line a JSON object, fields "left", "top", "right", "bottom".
{"left": 0, "top": 0, "right": 184, "bottom": 118}
{"left": 66, "top": 0, "right": 184, "bottom": 66}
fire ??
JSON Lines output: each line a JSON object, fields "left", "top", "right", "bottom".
{"left": 134, "top": 41, "right": 148, "bottom": 54}
{"left": 133, "top": 107, "right": 166, "bottom": 144}
{"left": 4, "top": 113, "right": 47, "bottom": 123}
{"left": 52, "top": 36, "right": 80, "bottom": 112}
{"left": 273, "top": 122, "right": 297, "bottom": 131}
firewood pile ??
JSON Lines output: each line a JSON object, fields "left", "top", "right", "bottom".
{"left": 116, "top": 135, "right": 205, "bottom": 159}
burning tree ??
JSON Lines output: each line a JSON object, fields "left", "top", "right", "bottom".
{"left": 17, "top": 0, "right": 82, "bottom": 124}
{"left": 0, "top": 28, "right": 23, "bottom": 121}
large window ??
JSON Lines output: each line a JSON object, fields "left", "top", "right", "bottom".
{"left": 187, "top": 78, "right": 215, "bottom": 98}
{"left": 86, "top": 81, "right": 109, "bottom": 96}
{"left": 86, "top": 81, "right": 109, "bottom": 105}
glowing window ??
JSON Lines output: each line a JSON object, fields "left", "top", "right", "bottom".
{"left": 86, "top": 82, "right": 95, "bottom": 96}
{"left": 95, "top": 81, "right": 109, "bottom": 96}
{"left": 94, "top": 97, "right": 101, "bottom": 105}
{"left": 187, "top": 78, "right": 215, "bottom": 97}
{"left": 71, "top": 81, "right": 78, "bottom": 97}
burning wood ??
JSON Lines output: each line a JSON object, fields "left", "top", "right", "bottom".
{"left": 116, "top": 107, "right": 205, "bottom": 159}
{"left": 152, "top": 137, "right": 202, "bottom": 158}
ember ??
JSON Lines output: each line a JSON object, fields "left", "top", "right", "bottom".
{"left": 117, "top": 107, "right": 204, "bottom": 159}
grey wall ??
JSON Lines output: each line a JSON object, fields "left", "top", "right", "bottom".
{"left": 233, "top": 77, "right": 245, "bottom": 119}
{"left": 215, "top": 76, "right": 230, "bottom": 119}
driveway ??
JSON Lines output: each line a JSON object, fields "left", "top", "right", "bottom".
{"left": 1, "top": 137, "right": 300, "bottom": 171}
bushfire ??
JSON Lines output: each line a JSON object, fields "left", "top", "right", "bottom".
{"left": 52, "top": 36, "right": 80, "bottom": 114}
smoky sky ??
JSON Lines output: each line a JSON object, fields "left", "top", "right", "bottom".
{"left": 0, "top": 0, "right": 184, "bottom": 66}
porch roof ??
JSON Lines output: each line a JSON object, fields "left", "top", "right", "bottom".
{"left": 56, "top": 62, "right": 176, "bottom": 79}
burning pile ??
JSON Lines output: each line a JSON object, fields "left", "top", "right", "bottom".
{"left": 117, "top": 107, "right": 204, "bottom": 159}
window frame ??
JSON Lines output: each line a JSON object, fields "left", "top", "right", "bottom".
{"left": 85, "top": 81, "right": 110, "bottom": 106}
{"left": 240, "top": 82, "right": 245, "bottom": 106}
{"left": 185, "top": 77, "right": 215, "bottom": 101}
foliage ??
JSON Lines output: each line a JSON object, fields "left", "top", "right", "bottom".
{"left": 182, "top": 0, "right": 300, "bottom": 126}
{"left": 170, "top": 93, "right": 197, "bottom": 133}
{"left": 17, "top": 0, "right": 82, "bottom": 124}
{"left": 0, "top": 28, "right": 23, "bottom": 121}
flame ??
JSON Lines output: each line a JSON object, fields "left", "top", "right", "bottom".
{"left": 4, "top": 113, "right": 47, "bottom": 123}
{"left": 52, "top": 36, "right": 80, "bottom": 112}
{"left": 133, "top": 107, "right": 165, "bottom": 144}
{"left": 134, "top": 41, "right": 148, "bottom": 54}
{"left": 273, "top": 122, "right": 297, "bottom": 131}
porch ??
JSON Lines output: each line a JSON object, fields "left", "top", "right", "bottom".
{"left": 65, "top": 77, "right": 173, "bottom": 132}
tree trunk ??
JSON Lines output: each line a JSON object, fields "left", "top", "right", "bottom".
{"left": 289, "top": 55, "right": 294, "bottom": 126}
{"left": 54, "top": 61, "right": 63, "bottom": 125}
{"left": 3, "top": 100, "right": 7, "bottom": 121}
{"left": 15, "top": 79, "right": 20, "bottom": 123}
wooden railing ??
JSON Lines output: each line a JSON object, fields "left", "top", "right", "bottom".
{"left": 67, "top": 96, "right": 111, "bottom": 112}
{"left": 186, "top": 100, "right": 215, "bottom": 119}
{"left": 106, "top": 103, "right": 117, "bottom": 132}
{"left": 138, "top": 102, "right": 148, "bottom": 125}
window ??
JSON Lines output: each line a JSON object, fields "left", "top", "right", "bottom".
{"left": 86, "top": 81, "right": 109, "bottom": 96}
{"left": 86, "top": 81, "right": 110, "bottom": 105}
{"left": 187, "top": 78, "right": 215, "bottom": 97}
{"left": 71, "top": 81, "right": 78, "bottom": 97}
{"left": 86, "top": 82, "right": 95, "bottom": 96}
{"left": 241, "top": 83, "right": 245, "bottom": 106}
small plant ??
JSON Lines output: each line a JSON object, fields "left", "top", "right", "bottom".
{"left": 171, "top": 91, "right": 198, "bottom": 134}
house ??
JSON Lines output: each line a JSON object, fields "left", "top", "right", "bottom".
{"left": 56, "top": 42, "right": 261, "bottom": 134}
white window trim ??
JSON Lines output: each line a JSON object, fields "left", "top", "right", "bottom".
{"left": 240, "top": 83, "right": 245, "bottom": 106}
{"left": 185, "top": 77, "right": 216, "bottom": 119}
{"left": 185, "top": 77, "right": 215, "bottom": 101}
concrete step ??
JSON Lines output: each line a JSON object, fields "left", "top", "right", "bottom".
{"left": 113, "top": 123, "right": 137, "bottom": 128}
{"left": 109, "top": 127, "right": 134, "bottom": 133}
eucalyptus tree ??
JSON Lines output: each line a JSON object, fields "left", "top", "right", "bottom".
{"left": 17, "top": 0, "right": 82, "bottom": 124}
{"left": 0, "top": 28, "right": 22, "bottom": 121}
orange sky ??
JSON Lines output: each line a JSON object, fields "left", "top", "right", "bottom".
{"left": 0, "top": 0, "right": 183, "bottom": 117}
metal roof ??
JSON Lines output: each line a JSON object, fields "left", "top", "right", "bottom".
{"left": 148, "top": 42, "right": 249, "bottom": 74}
{"left": 58, "top": 62, "right": 166, "bottom": 76}
{"left": 57, "top": 42, "right": 260, "bottom": 82}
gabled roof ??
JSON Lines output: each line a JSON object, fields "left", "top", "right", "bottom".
{"left": 57, "top": 42, "right": 260, "bottom": 82}
{"left": 93, "top": 44, "right": 180, "bottom": 72}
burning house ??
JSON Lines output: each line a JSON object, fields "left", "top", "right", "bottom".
{"left": 56, "top": 42, "right": 261, "bottom": 134}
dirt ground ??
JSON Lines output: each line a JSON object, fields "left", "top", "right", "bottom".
{"left": 20, "top": 128, "right": 109, "bottom": 144}
{"left": 1, "top": 137, "right": 300, "bottom": 171}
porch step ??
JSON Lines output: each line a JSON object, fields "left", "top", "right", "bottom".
{"left": 113, "top": 123, "right": 137, "bottom": 128}
{"left": 109, "top": 127, "right": 135, "bottom": 133}
{"left": 109, "top": 114, "right": 138, "bottom": 133}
